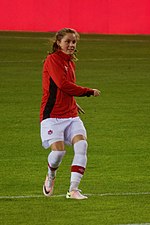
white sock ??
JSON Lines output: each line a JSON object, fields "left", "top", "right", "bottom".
{"left": 48, "top": 150, "right": 66, "bottom": 179}
{"left": 69, "top": 140, "right": 88, "bottom": 192}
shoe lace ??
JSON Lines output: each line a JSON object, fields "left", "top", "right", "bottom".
{"left": 72, "top": 189, "right": 82, "bottom": 194}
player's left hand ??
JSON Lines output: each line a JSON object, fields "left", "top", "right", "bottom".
{"left": 93, "top": 89, "right": 101, "bottom": 97}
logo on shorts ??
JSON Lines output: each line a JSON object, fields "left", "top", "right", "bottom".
{"left": 48, "top": 130, "right": 53, "bottom": 135}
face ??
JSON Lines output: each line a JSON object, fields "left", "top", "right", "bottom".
{"left": 57, "top": 33, "right": 77, "bottom": 55}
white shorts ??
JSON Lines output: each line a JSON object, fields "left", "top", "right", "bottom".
{"left": 40, "top": 117, "right": 87, "bottom": 149}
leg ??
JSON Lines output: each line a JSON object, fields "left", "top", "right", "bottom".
{"left": 41, "top": 118, "right": 69, "bottom": 196}
{"left": 66, "top": 135, "right": 88, "bottom": 199}
{"left": 48, "top": 141, "right": 66, "bottom": 179}
{"left": 43, "top": 141, "right": 66, "bottom": 197}
{"left": 72, "top": 134, "right": 86, "bottom": 144}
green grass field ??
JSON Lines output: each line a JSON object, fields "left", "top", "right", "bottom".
{"left": 0, "top": 31, "right": 150, "bottom": 225}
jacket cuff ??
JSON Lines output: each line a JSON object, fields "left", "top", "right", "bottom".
{"left": 86, "top": 89, "right": 94, "bottom": 97}
{"left": 79, "top": 89, "right": 94, "bottom": 97}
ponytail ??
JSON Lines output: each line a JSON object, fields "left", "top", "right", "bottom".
{"left": 52, "top": 41, "right": 60, "bottom": 53}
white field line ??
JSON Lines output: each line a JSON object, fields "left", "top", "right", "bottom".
{"left": 0, "top": 191, "right": 150, "bottom": 200}
{"left": 81, "top": 38, "right": 150, "bottom": 43}
{"left": 87, "top": 192, "right": 150, "bottom": 197}
{"left": 116, "top": 224, "right": 150, "bottom": 225}
{"left": 0, "top": 57, "right": 149, "bottom": 63}
{"left": 0, "top": 35, "right": 48, "bottom": 40}
{"left": 0, "top": 35, "right": 150, "bottom": 43}
{"left": 80, "top": 58, "right": 149, "bottom": 61}
{"left": 0, "top": 60, "right": 39, "bottom": 63}
{"left": 0, "top": 194, "right": 65, "bottom": 199}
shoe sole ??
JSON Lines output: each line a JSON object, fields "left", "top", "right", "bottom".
{"left": 66, "top": 192, "right": 88, "bottom": 200}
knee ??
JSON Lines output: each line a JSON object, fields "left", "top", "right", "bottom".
{"left": 74, "top": 140, "right": 88, "bottom": 155}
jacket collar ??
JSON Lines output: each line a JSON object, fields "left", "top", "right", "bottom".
{"left": 56, "top": 50, "right": 73, "bottom": 61}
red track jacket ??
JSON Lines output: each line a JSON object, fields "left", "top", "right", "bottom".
{"left": 40, "top": 50, "right": 94, "bottom": 122}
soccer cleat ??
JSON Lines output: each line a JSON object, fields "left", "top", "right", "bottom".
{"left": 43, "top": 175, "right": 55, "bottom": 197}
{"left": 66, "top": 189, "right": 88, "bottom": 200}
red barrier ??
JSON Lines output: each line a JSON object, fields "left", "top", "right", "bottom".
{"left": 0, "top": 0, "right": 150, "bottom": 34}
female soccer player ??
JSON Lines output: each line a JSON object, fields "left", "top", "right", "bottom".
{"left": 40, "top": 28, "right": 100, "bottom": 199}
